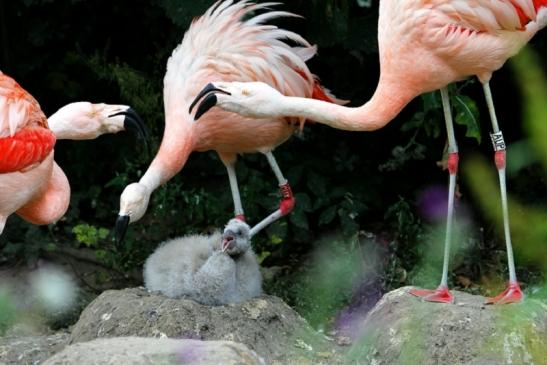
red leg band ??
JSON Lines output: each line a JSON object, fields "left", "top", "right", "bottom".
{"left": 448, "top": 152, "right": 459, "bottom": 175}
{"left": 279, "top": 183, "right": 295, "bottom": 216}
{"left": 235, "top": 214, "right": 246, "bottom": 222}
{"left": 495, "top": 150, "right": 506, "bottom": 170}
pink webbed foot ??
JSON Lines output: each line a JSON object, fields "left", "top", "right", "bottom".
{"left": 409, "top": 286, "right": 455, "bottom": 304}
{"left": 485, "top": 282, "right": 523, "bottom": 305}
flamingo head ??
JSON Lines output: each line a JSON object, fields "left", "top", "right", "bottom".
{"left": 49, "top": 102, "right": 149, "bottom": 144}
{"left": 189, "top": 82, "right": 284, "bottom": 121}
{"left": 221, "top": 218, "right": 251, "bottom": 257}
{"left": 116, "top": 182, "right": 150, "bottom": 245}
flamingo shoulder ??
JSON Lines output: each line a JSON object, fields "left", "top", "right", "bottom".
{"left": 399, "top": 0, "right": 542, "bottom": 79}
{"left": 0, "top": 72, "right": 55, "bottom": 173}
{"left": 417, "top": 0, "right": 544, "bottom": 33}
{"left": 0, "top": 72, "right": 48, "bottom": 137}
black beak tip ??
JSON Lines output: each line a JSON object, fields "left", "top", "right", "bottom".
{"left": 189, "top": 83, "right": 216, "bottom": 114}
{"left": 194, "top": 94, "right": 218, "bottom": 121}
{"left": 110, "top": 108, "right": 151, "bottom": 156}
{"left": 115, "top": 215, "right": 130, "bottom": 246}
{"left": 109, "top": 107, "right": 150, "bottom": 141}
{"left": 189, "top": 83, "right": 231, "bottom": 120}
{"left": 125, "top": 108, "right": 150, "bottom": 140}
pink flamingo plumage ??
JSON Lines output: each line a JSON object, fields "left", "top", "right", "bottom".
{"left": 115, "top": 0, "right": 344, "bottom": 243}
{"left": 0, "top": 71, "right": 147, "bottom": 235}
{"left": 192, "top": 0, "right": 547, "bottom": 304}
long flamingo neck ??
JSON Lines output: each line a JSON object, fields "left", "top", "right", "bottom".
{"left": 139, "top": 114, "right": 194, "bottom": 192}
{"left": 281, "top": 76, "right": 416, "bottom": 131}
{"left": 355, "top": 76, "right": 418, "bottom": 130}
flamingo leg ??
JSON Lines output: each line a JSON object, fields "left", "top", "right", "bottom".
{"left": 482, "top": 82, "right": 523, "bottom": 305}
{"left": 410, "top": 87, "right": 456, "bottom": 304}
{"left": 249, "top": 151, "right": 295, "bottom": 237}
{"left": 225, "top": 161, "right": 246, "bottom": 221}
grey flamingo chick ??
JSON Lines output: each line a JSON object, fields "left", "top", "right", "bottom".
{"left": 143, "top": 219, "right": 261, "bottom": 305}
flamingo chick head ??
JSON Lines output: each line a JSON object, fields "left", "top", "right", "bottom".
{"left": 190, "top": 82, "right": 284, "bottom": 121}
{"left": 116, "top": 182, "right": 150, "bottom": 245}
{"left": 49, "top": 102, "right": 149, "bottom": 142}
{"left": 221, "top": 218, "right": 251, "bottom": 257}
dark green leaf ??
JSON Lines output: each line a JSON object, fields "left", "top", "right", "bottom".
{"left": 319, "top": 206, "right": 338, "bottom": 226}
{"left": 454, "top": 94, "right": 481, "bottom": 144}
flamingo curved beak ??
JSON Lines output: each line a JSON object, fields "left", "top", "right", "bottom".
{"left": 108, "top": 107, "right": 151, "bottom": 154}
{"left": 115, "top": 214, "right": 130, "bottom": 246}
{"left": 189, "top": 83, "right": 231, "bottom": 121}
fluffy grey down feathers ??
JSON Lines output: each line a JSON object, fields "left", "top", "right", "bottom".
{"left": 144, "top": 219, "right": 261, "bottom": 305}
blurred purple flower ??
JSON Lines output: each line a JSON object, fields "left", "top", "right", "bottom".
{"left": 335, "top": 277, "right": 383, "bottom": 339}
{"left": 418, "top": 185, "right": 449, "bottom": 222}
{"left": 418, "top": 184, "right": 472, "bottom": 226}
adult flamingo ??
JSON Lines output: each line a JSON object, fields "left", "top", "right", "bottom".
{"left": 115, "top": 0, "right": 344, "bottom": 243}
{"left": 0, "top": 71, "right": 147, "bottom": 235}
{"left": 191, "top": 0, "right": 547, "bottom": 304}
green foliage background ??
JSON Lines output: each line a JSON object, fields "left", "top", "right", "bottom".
{"left": 1, "top": 0, "right": 546, "bottom": 326}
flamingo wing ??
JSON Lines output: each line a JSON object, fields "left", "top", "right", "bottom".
{"left": 421, "top": 0, "right": 546, "bottom": 32}
{"left": 165, "top": 0, "right": 343, "bottom": 118}
{"left": 385, "top": 0, "right": 547, "bottom": 83}
{"left": 0, "top": 72, "right": 56, "bottom": 173}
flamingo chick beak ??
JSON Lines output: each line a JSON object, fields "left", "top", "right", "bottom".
{"left": 189, "top": 83, "right": 231, "bottom": 121}
{"left": 108, "top": 107, "right": 151, "bottom": 154}
{"left": 222, "top": 234, "right": 235, "bottom": 252}
{"left": 115, "top": 214, "right": 130, "bottom": 246}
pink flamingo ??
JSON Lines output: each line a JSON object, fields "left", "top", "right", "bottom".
{"left": 0, "top": 71, "right": 147, "bottom": 235}
{"left": 115, "top": 0, "right": 343, "bottom": 243}
{"left": 191, "top": 0, "right": 547, "bottom": 304}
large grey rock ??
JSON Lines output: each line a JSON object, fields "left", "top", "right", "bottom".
{"left": 347, "top": 286, "right": 547, "bottom": 365}
{"left": 69, "top": 287, "right": 343, "bottom": 364}
{"left": 0, "top": 332, "right": 69, "bottom": 365}
{"left": 44, "top": 337, "right": 265, "bottom": 365}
